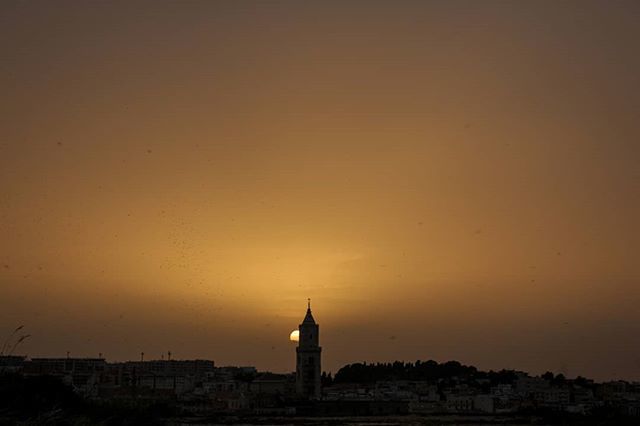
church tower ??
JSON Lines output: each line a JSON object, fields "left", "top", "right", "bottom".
{"left": 296, "top": 299, "right": 321, "bottom": 399}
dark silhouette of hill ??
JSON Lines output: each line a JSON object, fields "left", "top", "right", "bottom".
{"left": 0, "top": 373, "right": 81, "bottom": 422}
{"left": 0, "top": 373, "right": 172, "bottom": 425}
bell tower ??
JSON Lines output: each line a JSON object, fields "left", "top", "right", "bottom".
{"left": 296, "top": 299, "right": 321, "bottom": 399}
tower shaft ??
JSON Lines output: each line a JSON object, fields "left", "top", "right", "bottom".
{"left": 296, "top": 302, "right": 321, "bottom": 399}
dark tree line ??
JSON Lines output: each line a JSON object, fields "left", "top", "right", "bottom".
{"left": 330, "top": 360, "right": 532, "bottom": 387}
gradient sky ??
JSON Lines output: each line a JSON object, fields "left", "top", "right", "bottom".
{"left": 1, "top": 1, "right": 639, "bottom": 381}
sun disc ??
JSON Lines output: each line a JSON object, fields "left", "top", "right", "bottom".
{"left": 289, "top": 329, "right": 299, "bottom": 342}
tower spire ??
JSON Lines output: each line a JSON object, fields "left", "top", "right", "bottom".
{"left": 302, "top": 299, "right": 316, "bottom": 324}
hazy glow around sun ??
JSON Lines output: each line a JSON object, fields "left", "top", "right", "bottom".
{"left": 289, "top": 330, "right": 299, "bottom": 342}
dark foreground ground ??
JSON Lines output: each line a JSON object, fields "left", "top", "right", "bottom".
{"left": 2, "top": 409, "right": 639, "bottom": 425}
{"left": 168, "top": 415, "right": 540, "bottom": 426}
{"left": 165, "top": 414, "right": 636, "bottom": 426}
{"left": 2, "top": 414, "right": 637, "bottom": 426}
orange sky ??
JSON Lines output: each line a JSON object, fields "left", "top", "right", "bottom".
{"left": 1, "top": 1, "right": 639, "bottom": 380}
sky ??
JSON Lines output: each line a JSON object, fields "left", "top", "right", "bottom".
{"left": 0, "top": 1, "right": 639, "bottom": 381}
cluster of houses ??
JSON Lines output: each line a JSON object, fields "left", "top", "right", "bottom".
{"left": 0, "top": 355, "right": 294, "bottom": 414}
{"left": 1, "top": 355, "right": 639, "bottom": 418}
{"left": 324, "top": 375, "right": 640, "bottom": 417}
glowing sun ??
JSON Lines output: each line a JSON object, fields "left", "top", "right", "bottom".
{"left": 289, "top": 330, "right": 299, "bottom": 342}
